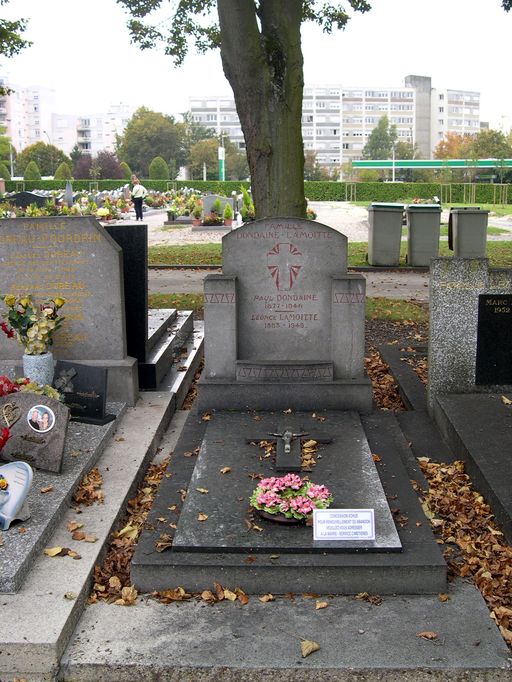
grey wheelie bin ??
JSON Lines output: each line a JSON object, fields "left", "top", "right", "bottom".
{"left": 449, "top": 207, "right": 489, "bottom": 258}
{"left": 367, "top": 203, "right": 404, "bottom": 266}
{"left": 405, "top": 204, "right": 442, "bottom": 266}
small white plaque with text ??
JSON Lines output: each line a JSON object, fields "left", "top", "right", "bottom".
{"left": 313, "top": 509, "right": 375, "bottom": 541}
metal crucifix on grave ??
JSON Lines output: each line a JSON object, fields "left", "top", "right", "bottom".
{"left": 247, "top": 426, "right": 333, "bottom": 472}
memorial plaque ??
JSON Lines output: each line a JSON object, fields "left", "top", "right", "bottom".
{"left": 0, "top": 393, "right": 69, "bottom": 473}
{"left": 475, "top": 294, "right": 512, "bottom": 385}
{"left": 0, "top": 216, "right": 127, "bottom": 362}
{"left": 54, "top": 360, "right": 115, "bottom": 425}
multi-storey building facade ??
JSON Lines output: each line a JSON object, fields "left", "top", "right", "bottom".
{"left": 0, "top": 78, "right": 134, "bottom": 159}
{"left": 190, "top": 75, "right": 481, "bottom": 173}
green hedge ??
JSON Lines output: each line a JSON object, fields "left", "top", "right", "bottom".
{"left": 4, "top": 179, "right": 512, "bottom": 204}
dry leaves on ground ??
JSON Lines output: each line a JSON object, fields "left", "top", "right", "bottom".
{"left": 418, "top": 458, "right": 512, "bottom": 648}
{"left": 72, "top": 468, "right": 104, "bottom": 507}
{"left": 400, "top": 350, "right": 428, "bottom": 385}
{"left": 365, "top": 349, "right": 405, "bottom": 411}
{"left": 89, "top": 459, "right": 169, "bottom": 604}
{"left": 151, "top": 581, "right": 249, "bottom": 606}
{"left": 182, "top": 359, "right": 203, "bottom": 410}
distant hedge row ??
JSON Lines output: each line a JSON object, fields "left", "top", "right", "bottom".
{"left": 3, "top": 179, "right": 511, "bottom": 204}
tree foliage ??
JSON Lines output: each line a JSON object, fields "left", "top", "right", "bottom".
{"left": 54, "top": 161, "right": 72, "bottom": 180}
{"left": 116, "top": 0, "right": 371, "bottom": 218}
{"left": 16, "top": 142, "right": 71, "bottom": 176}
{"left": 119, "top": 160, "right": 132, "bottom": 180}
{"left": 0, "top": 160, "right": 10, "bottom": 179}
{"left": 434, "top": 129, "right": 512, "bottom": 160}
{"left": 362, "top": 115, "right": 397, "bottom": 160}
{"left": 0, "top": 1, "right": 31, "bottom": 96}
{"left": 304, "top": 150, "right": 330, "bottom": 180}
{"left": 116, "top": 106, "right": 185, "bottom": 177}
{"left": 96, "top": 150, "right": 124, "bottom": 179}
{"left": 149, "top": 155, "right": 170, "bottom": 179}
{"left": 23, "top": 160, "right": 41, "bottom": 181}
{"left": 188, "top": 136, "right": 248, "bottom": 180}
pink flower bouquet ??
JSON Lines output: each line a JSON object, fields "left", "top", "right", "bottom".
{"left": 249, "top": 473, "right": 332, "bottom": 521}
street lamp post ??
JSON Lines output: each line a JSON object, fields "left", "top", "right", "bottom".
{"left": 43, "top": 130, "right": 53, "bottom": 175}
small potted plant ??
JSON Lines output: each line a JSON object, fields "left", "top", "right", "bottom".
{"left": 192, "top": 201, "right": 202, "bottom": 225}
{"left": 1, "top": 295, "right": 66, "bottom": 386}
{"left": 223, "top": 201, "right": 233, "bottom": 227}
{"left": 250, "top": 473, "right": 332, "bottom": 524}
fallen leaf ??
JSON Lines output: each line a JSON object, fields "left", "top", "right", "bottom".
{"left": 201, "top": 590, "right": 215, "bottom": 602}
{"left": 197, "top": 513, "right": 208, "bottom": 521}
{"left": 259, "top": 593, "right": 274, "bottom": 602}
{"left": 196, "top": 487, "right": 209, "bottom": 494}
{"left": 438, "top": 593, "right": 450, "bottom": 602}
{"left": 40, "top": 485, "right": 54, "bottom": 494}
{"left": 214, "top": 582, "right": 225, "bottom": 601}
{"left": 501, "top": 395, "right": 512, "bottom": 405}
{"left": 201, "top": 412, "right": 212, "bottom": 421}
{"left": 283, "top": 408, "right": 292, "bottom": 414}
{"left": 18, "top": 526, "right": 26, "bottom": 534}
{"left": 44, "top": 546, "right": 63, "bottom": 557}
{"left": 67, "top": 520, "right": 84, "bottom": 533}
{"left": 316, "top": 600, "right": 328, "bottom": 610}
{"left": 300, "top": 639, "right": 320, "bottom": 657}
{"left": 372, "top": 453, "right": 381, "bottom": 462}
{"left": 72, "top": 531, "right": 86, "bottom": 541}
{"left": 416, "top": 631, "right": 438, "bottom": 640}
{"left": 224, "top": 588, "right": 237, "bottom": 601}
{"left": 109, "top": 576, "right": 122, "bottom": 590}
{"left": 64, "top": 592, "right": 77, "bottom": 600}
{"left": 155, "top": 533, "right": 172, "bottom": 552}
{"left": 220, "top": 466, "right": 231, "bottom": 474}
{"left": 83, "top": 534, "right": 98, "bottom": 543}
{"left": 119, "top": 585, "right": 137, "bottom": 605}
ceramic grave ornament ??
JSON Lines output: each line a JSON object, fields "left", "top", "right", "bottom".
{"left": 0, "top": 393, "right": 69, "bottom": 473}
{"left": 0, "top": 460, "right": 33, "bottom": 530}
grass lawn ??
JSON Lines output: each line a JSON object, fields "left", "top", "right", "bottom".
{"left": 148, "top": 292, "right": 428, "bottom": 323}
{"left": 148, "top": 240, "right": 512, "bottom": 269}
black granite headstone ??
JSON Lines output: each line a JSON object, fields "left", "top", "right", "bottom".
{"left": 54, "top": 360, "right": 115, "bottom": 425}
{"left": 104, "top": 224, "right": 148, "bottom": 363}
{"left": 475, "top": 294, "right": 512, "bottom": 385}
{"left": 5, "top": 191, "right": 49, "bottom": 208}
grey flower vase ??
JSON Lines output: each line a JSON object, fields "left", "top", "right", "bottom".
{"left": 22, "top": 351, "right": 54, "bottom": 386}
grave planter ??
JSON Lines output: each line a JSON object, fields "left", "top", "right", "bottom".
{"left": 224, "top": 218, "right": 233, "bottom": 228}
{"left": 22, "top": 351, "right": 54, "bottom": 386}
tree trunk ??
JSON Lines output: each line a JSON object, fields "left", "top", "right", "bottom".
{"left": 217, "top": 0, "right": 306, "bottom": 219}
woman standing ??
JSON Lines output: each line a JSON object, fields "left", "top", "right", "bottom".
{"left": 131, "top": 174, "right": 148, "bottom": 221}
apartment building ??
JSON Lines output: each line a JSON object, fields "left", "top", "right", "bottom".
{"left": 0, "top": 78, "right": 134, "bottom": 157}
{"left": 190, "top": 74, "right": 481, "bottom": 172}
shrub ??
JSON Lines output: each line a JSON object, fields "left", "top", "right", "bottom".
{"left": 211, "top": 197, "right": 223, "bottom": 214}
{"left": 223, "top": 202, "right": 233, "bottom": 220}
{"left": 0, "top": 162, "right": 11, "bottom": 181}
{"left": 120, "top": 161, "right": 132, "bottom": 181}
{"left": 24, "top": 160, "right": 41, "bottom": 181}
{"left": 54, "top": 162, "right": 73, "bottom": 180}
{"left": 148, "top": 156, "right": 170, "bottom": 180}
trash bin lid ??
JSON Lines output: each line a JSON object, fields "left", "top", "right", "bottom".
{"left": 405, "top": 204, "right": 442, "bottom": 212}
{"left": 450, "top": 208, "right": 489, "bottom": 214}
{"left": 368, "top": 202, "right": 405, "bottom": 210}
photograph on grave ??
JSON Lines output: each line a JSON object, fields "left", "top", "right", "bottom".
{"left": 54, "top": 360, "right": 115, "bottom": 425}
{"left": 0, "top": 393, "right": 69, "bottom": 473}
{"left": 26, "top": 405, "right": 55, "bottom": 433}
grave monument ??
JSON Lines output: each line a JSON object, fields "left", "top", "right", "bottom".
{"left": 132, "top": 218, "right": 446, "bottom": 595}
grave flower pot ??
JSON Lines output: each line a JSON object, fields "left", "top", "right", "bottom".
{"left": 257, "top": 509, "right": 305, "bottom": 525}
{"left": 22, "top": 351, "right": 54, "bottom": 386}
{"left": 192, "top": 218, "right": 201, "bottom": 226}
{"left": 224, "top": 218, "right": 233, "bottom": 227}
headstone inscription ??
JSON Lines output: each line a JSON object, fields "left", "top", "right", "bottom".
{"left": 199, "top": 217, "right": 372, "bottom": 411}
{"left": 0, "top": 216, "right": 138, "bottom": 405}
{"left": 475, "top": 295, "right": 512, "bottom": 385}
{"left": 54, "top": 360, "right": 115, "bottom": 425}
{"left": 0, "top": 393, "right": 69, "bottom": 473}
{"left": 0, "top": 460, "right": 33, "bottom": 530}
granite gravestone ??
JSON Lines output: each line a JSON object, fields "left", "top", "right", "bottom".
{"left": 0, "top": 216, "right": 138, "bottom": 405}
{"left": 201, "top": 194, "right": 233, "bottom": 216}
{"left": 199, "top": 216, "right": 372, "bottom": 411}
{"left": 428, "top": 258, "right": 512, "bottom": 412}
{"left": 54, "top": 360, "right": 115, "bottom": 425}
{"left": 0, "top": 393, "right": 69, "bottom": 473}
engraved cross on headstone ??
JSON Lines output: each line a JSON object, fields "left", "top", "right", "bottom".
{"left": 267, "top": 242, "right": 303, "bottom": 291}
{"left": 247, "top": 426, "right": 333, "bottom": 472}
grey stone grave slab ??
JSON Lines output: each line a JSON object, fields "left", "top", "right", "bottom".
{"left": 0, "top": 401, "right": 124, "bottom": 593}
{"left": 201, "top": 194, "right": 233, "bottom": 216}
{"left": 172, "top": 411, "right": 401, "bottom": 553}
{"left": 0, "top": 216, "right": 138, "bottom": 405}
{"left": 199, "top": 217, "right": 372, "bottom": 411}
{"left": 54, "top": 360, "right": 115, "bottom": 425}
{"left": 0, "top": 393, "right": 69, "bottom": 473}
{"left": 428, "top": 258, "right": 512, "bottom": 413}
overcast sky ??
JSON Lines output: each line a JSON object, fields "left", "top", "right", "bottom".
{"left": 2, "top": 0, "right": 512, "bottom": 128}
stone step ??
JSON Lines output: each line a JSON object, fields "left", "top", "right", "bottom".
{"left": 146, "top": 308, "right": 177, "bottom": 353}
{"left": 434, "top": 392, "right": 512, "bottom": 544}
{"left": 138, "top": 311, "right": 194, "bottom": 390}
{"left": 0, "top": 391, "right": 176, "bottom": 682}
{"left": 0, "top": 402, "right": 126, "bottom": 594}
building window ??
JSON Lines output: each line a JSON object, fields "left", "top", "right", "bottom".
{"left": 439, "top": 119, "right": 444, "bottom": 125}
{"left": 439, "top": 94, "right": 444, "bottom": 100}
{"left": 439, "top": 107, "right": 444, "bottom": 113}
